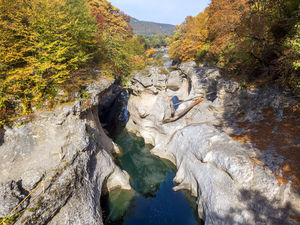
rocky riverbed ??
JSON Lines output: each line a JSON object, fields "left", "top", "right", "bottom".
{"left": 0, "top": 60, "right": 299, "bottom": 225}
{"left": 126, "top": 62, "right": 300, "bottom": 225}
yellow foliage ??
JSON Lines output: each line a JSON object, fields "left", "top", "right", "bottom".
{"left": 169, "top": 0, "right": 300, "bottom": 91}
{"left": 169, "top": 10, "right": 209, "bottom": 62}
{"left": 0, "top": 0, "right": 97, "bottom": 124}
{"left": 88, "top": 0, "right": 132, "bottom": 38}
{"left": 145, "top": 48, "right": 156, "bottom": 58}
{"left": 0, "top": 0, "right": 148, "bottom": 125}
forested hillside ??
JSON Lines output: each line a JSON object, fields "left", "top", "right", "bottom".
{"left": 129, "top": 17, "right": 175, "bottom": 35}
{"left": 0, "top": 0, "right": 151, "bottom": 125}
{"left": 169, "top": 0, "right": 299, "bottom": 91}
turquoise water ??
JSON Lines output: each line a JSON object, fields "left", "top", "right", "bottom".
{"left": 103, "top": 131, "right": 202, "bottom": 225}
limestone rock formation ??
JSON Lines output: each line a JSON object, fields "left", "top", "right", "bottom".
{"left": 126, "top": 63, "right": 300, "bottom": 225}
{"left": 0, "top": 79, "right": 131, "bottom": 225}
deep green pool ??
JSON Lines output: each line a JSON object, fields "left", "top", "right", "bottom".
{"left": 102, "top": 130, "right": 202, "bottom": 225}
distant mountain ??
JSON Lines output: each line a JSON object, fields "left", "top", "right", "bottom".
{"left": 129, "top": 17, "right": 175, "bottom": 35}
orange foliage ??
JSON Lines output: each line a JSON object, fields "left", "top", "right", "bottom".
{"left": 169, "top": 10, "right": 209, "bottom": 62}
{"left": 145, "top": 48, "right": 156, "bottom": 58}
{"left": 87, "top": 0, "right": 133, "bottom": 38}
{"left": 169, "top": 0, "right": 299, "bottom": 89}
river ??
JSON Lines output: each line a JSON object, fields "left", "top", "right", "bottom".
{"left": 100, "top": 50, "right": 203, "bottom": 225}
{"left": 101, "top": 129, "right": 203, "bottom": 225}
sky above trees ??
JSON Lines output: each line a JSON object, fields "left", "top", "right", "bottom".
{"left": 109, "top": 0, "right": 211, "bottom": 25}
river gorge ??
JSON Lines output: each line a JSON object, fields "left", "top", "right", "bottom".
{"left": 0, "top": 52, "right": 299, "bottom": 225}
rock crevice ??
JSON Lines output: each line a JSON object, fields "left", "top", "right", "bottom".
{"left": 0, "top": 79, "right": 131, "bottom": 225}
{"left": 126, "top": 62, "right": 300, "bottom": 225}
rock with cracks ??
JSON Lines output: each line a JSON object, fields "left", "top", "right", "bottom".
{"left": 126, "top": 63, "right": 300, "bottom": 225}
{"left": 0, "top": 78, "right": 131, "bottom": 225}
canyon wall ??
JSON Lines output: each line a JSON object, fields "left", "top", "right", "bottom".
{"left": 0, "top": 79, "right": 131, "bottom": 225}
{"left": 126, "top": 62, "right": 300, "bottom": 225}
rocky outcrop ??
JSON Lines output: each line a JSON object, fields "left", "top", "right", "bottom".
{"left": 126, "top": 62, "right": 300, "bottom": 225}
{"left": 0, "top": 78, "right": 131, "bottom": 224}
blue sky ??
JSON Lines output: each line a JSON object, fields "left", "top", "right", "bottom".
{"left": 109, "top": 0, "right": 211, "bottom": 25}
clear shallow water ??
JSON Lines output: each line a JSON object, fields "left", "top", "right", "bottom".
{"left": 103, "top": 130, "right": 202, "bottom": 225}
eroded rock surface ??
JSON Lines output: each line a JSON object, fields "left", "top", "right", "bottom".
{"left": 126, "top": 62, "right": 300, "bottom": 225}
{"left": 0, "top": 79, "right": 131, "bottom": 225}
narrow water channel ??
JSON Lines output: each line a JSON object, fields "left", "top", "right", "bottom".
{"left": 101, "top": 129, "right": 203, "bottom": 225}
{"left": 100, "top": 51, "right": 203, "bottom": 224}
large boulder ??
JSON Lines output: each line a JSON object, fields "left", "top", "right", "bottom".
{"left": 167, "top": 71, "right": 183, "bottom": 91}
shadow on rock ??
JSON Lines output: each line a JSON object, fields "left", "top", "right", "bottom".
{"left": 99, "top": 90, "right": 130, "bottom": 137}
{"left": 0, "top": 128, "right": 5, "bottom": 146}
{"left": 239, "top": 189, "right": 300, "bottom": 224}
{"left": 215, "top": 82, "right": 300, "bottom": 224}
{"left": 219, "top": 85, "right": 300, "bottom": 192}
{"left": 209, "top": 189, "right": 300, "bottom": 225}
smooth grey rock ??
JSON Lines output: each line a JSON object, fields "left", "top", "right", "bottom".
{"left": 126, "top": 62, "right": 300, "bottom": 225}
{"left": 129, "top": 66, "right": 168, "bottom": 93}
{"left": 0, "top": 79, "right": 131, "bottom": 225}
{"left": 132, "top": 74, "right": 152, "bottom": 88}
{"left": 21, "top": 170, "right": 44, "bottom": 190}
{"left": 167, "top": 71, "right": 183, "bottom": 91}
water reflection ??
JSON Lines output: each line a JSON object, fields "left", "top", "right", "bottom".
{"left": 115, "top": 131, "right": 171, "bottom": 197}
{"left": 105, "top": 189, "right": 135, "bottom": 222}
{"left": 103, "top": 131, "right": 203, "bottom": 225}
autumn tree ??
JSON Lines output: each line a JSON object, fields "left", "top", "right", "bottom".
{"left": 169, "top": 10, "right": 209, "bottom": 62}
{"left": 207, "top": 0, "right": 299, "bottom": 82}
{"left": 87, "top": 0, "right": 146, "bottom": 78}
{"left": 0, "top": 0, "right": 152, "bottom": 125}
{"left": 169, "top": 0, "right": 299, "bottom": 90}
{"left": 0, "top": 0, "right": 97, "bottom": 123}
{"left": 87, "top": 0, "right": 133, "bottom": 38}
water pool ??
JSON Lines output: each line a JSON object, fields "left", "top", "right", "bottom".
{"left": 102, "top": 131, "right": 203, "bottom": 225}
